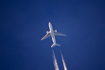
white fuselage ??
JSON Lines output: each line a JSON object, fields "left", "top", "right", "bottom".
{"left": 48, "top": 22, "right": 56, "bottom": 45}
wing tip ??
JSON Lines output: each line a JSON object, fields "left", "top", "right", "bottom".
{"left": 41, "top": 38, "right": 43, "bottom": 41}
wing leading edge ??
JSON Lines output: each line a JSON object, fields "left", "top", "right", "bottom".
{"left": 41, "top": 33, "right": 51, "bottom": 41}
{"left": 41, "top": 32, "right": 66, "bottom": 41}
{"left": 54, "top": 32, "right": 66, "bottom": 36}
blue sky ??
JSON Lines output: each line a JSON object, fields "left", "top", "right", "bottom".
{"left": 0, "top": 0, "right": 105, "bottom": 70}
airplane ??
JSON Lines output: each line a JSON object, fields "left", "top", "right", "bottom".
{"left": 41, "top": 22, "right": 66, "bottom": 48}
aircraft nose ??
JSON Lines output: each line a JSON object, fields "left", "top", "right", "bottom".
{"left": 49, "top": 22, "right": 50, "bottom": 24}
{"left": 48, "top": 22, "right": 51, "bottom": 26}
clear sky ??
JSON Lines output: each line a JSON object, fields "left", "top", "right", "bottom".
{"left": 0, "top": 0, "right": 105, "bottom": 70}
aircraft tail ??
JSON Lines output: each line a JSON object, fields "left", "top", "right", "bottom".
{"left": 51, "top": 43, "right": 60, "bottom": 48}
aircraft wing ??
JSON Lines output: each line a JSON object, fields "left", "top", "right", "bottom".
{"left": 54, "top": 32, "right": 66, "bottom": 36}
{"left": 41, "top": 33, "right": 51, "bottom": 41}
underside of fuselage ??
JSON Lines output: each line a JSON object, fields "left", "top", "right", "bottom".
{"left": 41, "top": 22, "right": 66, "bottom": 48}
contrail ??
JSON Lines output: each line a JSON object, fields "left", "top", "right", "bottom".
{"left": 52, "top": 50, "right": 59, "bottom": 70}
{"left": 60, "top": 50, "right": 68, "bottom": 70}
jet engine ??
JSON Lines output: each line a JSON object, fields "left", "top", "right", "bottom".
{"left": 55, "top": 30, "right": 57, "bottom": 32}
{"left": 46, "top": 31, "right": 49, "bottom": 34}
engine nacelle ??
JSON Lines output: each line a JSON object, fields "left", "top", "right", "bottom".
{"left": 55, "top": 30, "right": 57, "bottom": 32}
{"left": 46, "top": 31, "right": 49, "bottom": 34}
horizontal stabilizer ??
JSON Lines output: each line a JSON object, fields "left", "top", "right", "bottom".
{"left": 51, "top": 43, "right": 60, "bottom": 48}
{"left": 51, "top": 44, "right": 55, "bottom": 48}
{"left": 56, "top": 43, "right": 60, "bottom": 46}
